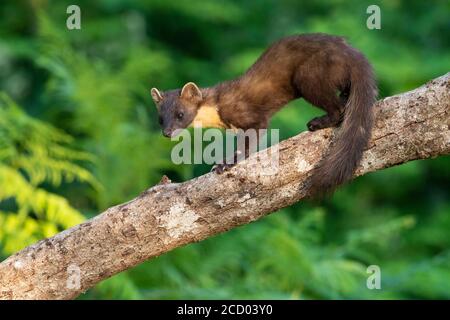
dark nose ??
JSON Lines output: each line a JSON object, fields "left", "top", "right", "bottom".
{"left": 163, "top": 128, "right": 173, "bottom": 138}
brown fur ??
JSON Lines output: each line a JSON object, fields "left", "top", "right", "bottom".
{"left": 151, "top": 33, "right": 377, "bottom": 195}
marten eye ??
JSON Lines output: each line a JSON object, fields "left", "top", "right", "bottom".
{"left": 158, "top": 116, "right": 163, "bottom": 125}
{"left": 176, "top": 112, "right": 184, "bottom": 120}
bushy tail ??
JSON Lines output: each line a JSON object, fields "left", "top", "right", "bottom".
{"left": 309, "top": 57, "right": 377, "bottom": 196}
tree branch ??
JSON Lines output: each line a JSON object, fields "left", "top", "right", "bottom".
{"left": 1, "top": 73, "right": 449, "bottom": 300}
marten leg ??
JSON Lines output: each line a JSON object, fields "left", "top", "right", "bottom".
{"left": 306, "top": 91, "right": 346, "bottom": 132}
{"left": 212, "top": 128, "right": 264, "bottom": 174}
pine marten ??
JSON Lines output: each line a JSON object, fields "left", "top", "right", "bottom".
{"left": 151, "top": 33, "right": 377, "bottom": 195}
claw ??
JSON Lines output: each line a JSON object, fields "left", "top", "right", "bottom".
{"left": 307, "top": 119, "right": 320, "bottom": 131}
{"left": 211, "top": 163, "right": 235, "bottom": 174}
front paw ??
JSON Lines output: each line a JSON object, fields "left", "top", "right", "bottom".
{"left": 211, "top": 163, "right": 235, "bottom": 174}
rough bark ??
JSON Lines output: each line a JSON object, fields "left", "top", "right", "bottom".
{"left": 0, "top": 73, "right": 449, "bottom": 300}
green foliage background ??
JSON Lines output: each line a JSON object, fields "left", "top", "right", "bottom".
{"left": 0, "top": 0, "right": 449, "bottom": 299}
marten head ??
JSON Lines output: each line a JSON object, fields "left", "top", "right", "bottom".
{"left": 151, "top": 82, "right": 202, "bottom": 138}
{"left": 151, "top": 82, "right": 225, "bottom": 138}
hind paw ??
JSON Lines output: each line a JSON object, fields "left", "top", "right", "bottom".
{"left": 307, "top": 118, "right": 326, "bottom": 131}
{"left": 307, "top": 115, "right": 339, "bottom": 131}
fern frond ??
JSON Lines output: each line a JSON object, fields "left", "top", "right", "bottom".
{"left": 0, "top": 94, "right": 100, "bottom": 254}
{"left": 0, "top": 92, "right": 101, "bottom": 190}
{"left": 0, "top": 165, "right": 85, "bottom": 227}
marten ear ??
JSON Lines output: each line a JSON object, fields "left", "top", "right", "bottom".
{"left": 151, "top": 88, "right": 163, "bottom": 106}
{"left": 180, "top": 82, "right": 202, "bottom": 101}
